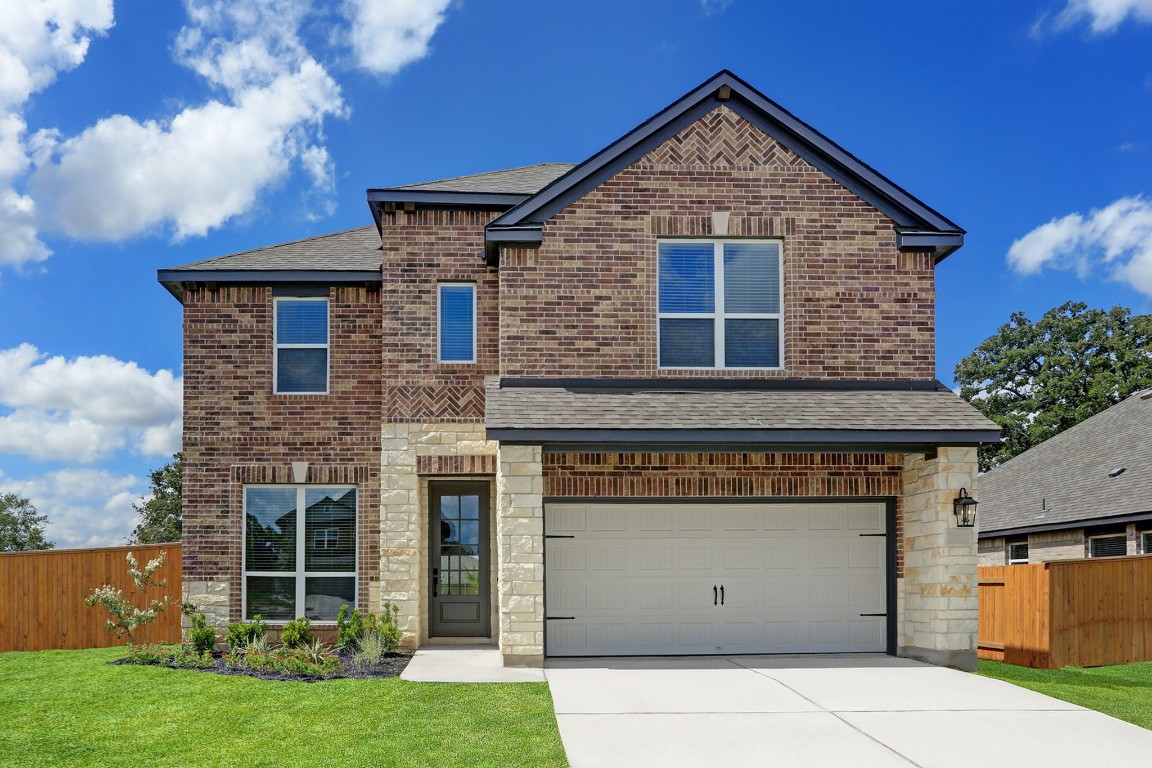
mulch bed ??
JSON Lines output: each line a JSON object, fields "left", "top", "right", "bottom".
{"left": 113, "top": 649, "right": 413, "bottom": 682}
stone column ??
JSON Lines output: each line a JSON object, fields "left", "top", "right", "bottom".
{"left": 495, "top": 444, "right": 545, "bottom": 667}
{"left": 379, "top": 423, "right": 421, "bottom": 647}
{"left": 900, "top": 446, "right": 979, "bottom": 670}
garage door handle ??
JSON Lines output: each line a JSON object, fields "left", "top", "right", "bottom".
{"left": 713, "top": 585, "right": 718, "bottom": 606}
{"left": 720, "top": 585, "right": 725, "bottom": 605}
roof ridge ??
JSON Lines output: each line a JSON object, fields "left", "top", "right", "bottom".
{"left": 393, "top": 162, "right": 576, "bottom": 190}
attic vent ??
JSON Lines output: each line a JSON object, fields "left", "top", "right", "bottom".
{"left": 1109, "top": 467, "right": 1126, "bottom": 478}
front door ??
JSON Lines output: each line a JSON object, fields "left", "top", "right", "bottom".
{"left": 429, "top": 482, "right": 491, "bottom": 637}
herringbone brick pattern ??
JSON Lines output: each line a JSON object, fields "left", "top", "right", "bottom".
{"left": 642, "top": 106, "right": 810, "bottom": 168}
{"left": 387, "top": 384, "right": 485, "bottom": 421}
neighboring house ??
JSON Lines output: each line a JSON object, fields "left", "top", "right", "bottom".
{"left": 159, "top": 71, "right": 998, "bottom": 670}
{"left": 978, "top": 389, "right": 1152, "bottom": 566}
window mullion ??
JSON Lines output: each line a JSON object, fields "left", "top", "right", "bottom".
{"left": 296, "top": 487, "right": 306, "bottom": 618}
{"left": 714, "top": 242, "right": 725, "bottom": 367}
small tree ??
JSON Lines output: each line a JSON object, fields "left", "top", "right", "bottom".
{"left": 85, "top": 551, "right": 173, "bottom": 644}
{"left": 131, "top": 453, "right": 182, "bottom": 544}
{"left": 0, "top": 492, "right": 54, "bottom": 552}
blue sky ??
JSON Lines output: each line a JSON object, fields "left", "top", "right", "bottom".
{"left": 1, "top": 0, "right": 1150, "bottom": 547}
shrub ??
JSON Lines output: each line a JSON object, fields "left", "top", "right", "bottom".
{"left": 186, "top": 609, "right": 217, "bottom": 654}
{"left": 225, "top": 615, "right": 267, "bottom": 653}
{"left": 352, "top": 632, "right": 385, "bottom": 670}
{"left": 336, "top": 604, "right": 382, "bottom": 651}
{"left": 378, "top": 601, "right": 402, "bottom": 653}
{"left": 280, "top": 617, "right": 312, "bottom": 649}
{"left": 170, "top": 648, "right": 215, "bottom": 669}
{"left": 124, "top": 643, "right": 170, "bottom": 665}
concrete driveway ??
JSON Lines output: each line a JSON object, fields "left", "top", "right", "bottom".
{"left": 545, "top": 655, "right": 1152, "bottom": 768}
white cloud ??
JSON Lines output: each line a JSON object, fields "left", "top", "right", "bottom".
{"left": 0, "top": 468, "right": 143, "bottom": 548}
{"left": 0, "top": 344, "right": 182, "bottom": 463}
{"left": 699, "top": 0, "right": 734, "bottom": 16}
{"left": 1007, "top": 196, "right": 1152, "bottom": 297}
{"left": 1051, "top": 0, "right": 1152, "bottom": 33}
{"left": 30, "top": 0, "right": 346, "bottom": 242}
{"left": 342, "top": 0, "right": 451, "bottom": 76}
{"left": 0, "top": 0, "right": 114, "bottom": 266}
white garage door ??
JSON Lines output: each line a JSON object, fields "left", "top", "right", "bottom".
{"left": 545, "top": 501, "right": 888, "bottom": 656}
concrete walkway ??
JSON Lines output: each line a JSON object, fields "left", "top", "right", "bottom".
{"left": 401, "top": 643, "right": 545, "bottom": 683}
{"left": 545, "top": 654, "right": 1152, "bottom": 768}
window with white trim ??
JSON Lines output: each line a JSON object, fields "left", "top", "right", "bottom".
{"left": 244, "top": 486, "right": 356, "bottom": 621}
{"left": 1008, "top": 542, "right": 1029, "bottom": 565}
{"left": 658, "top": 240, "right": 782, "bottom": 368}
{"left": 1141, "top": 532, "right": 1152, "bottom": 554}
{"left": 274, "top": 297, "right": 328, "bottom": 393}
{"left": 438, "top": 283, "right": 476, "bottom": 363}
{"left": 1088, "top": 533, "right": 1127, "bottom": 558}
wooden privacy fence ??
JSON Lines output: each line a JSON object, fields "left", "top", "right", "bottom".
{"left": 0, "top": 544, "right": 182, "bottom": 652}
{"left": 978, "top": 556, "right": 1152, "bottom": 668}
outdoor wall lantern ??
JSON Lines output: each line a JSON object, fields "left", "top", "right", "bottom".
{"left": 953, "top": 488, "right": 978, "bottom": 528}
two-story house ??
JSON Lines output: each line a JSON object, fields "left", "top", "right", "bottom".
{"left": 159, "top": 71, "right": 998, "bottom": 671}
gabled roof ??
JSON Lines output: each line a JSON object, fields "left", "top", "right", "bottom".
{"left": 157, "top": 226, "right": 382, "bottom": 301}
{"left": 365, "top": 163, "right": 575, "bottom": 231}
{"left": 485, "top": 70, "right": 964, "bottom": 264}
{"left": 979, "top": 390, "right": 1152, "bottom": 536}
{"left": 486, "top": 378, "right": 999, "bottom": 450}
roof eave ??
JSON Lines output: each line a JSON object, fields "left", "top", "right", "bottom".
{"left": 156, "top": 268, "right": 382, "bottom": 303}
{"left": 366, "top": 189, "right": 530, "bottom": 235}
{"left": 485, "top": 427, "right": 1002, "bottom": 448}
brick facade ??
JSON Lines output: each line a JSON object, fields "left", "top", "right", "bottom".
{"left": 181, "top": 284, "right": 382, "bottom": 624}
{"left": 499, "top": 106, "right": 935, "bottom": 380}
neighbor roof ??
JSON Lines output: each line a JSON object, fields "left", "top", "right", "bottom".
{"left": 157, "top": 226, "right": 382, "bottom": 301}
{"left": 485, "top": 378, "right": 999, "bottom": 450}
{"left": 979, "top": 390, "right": 1152, "bottom": 536}
{"left": 486, "top": 70, "right": 965, "bottom": 263}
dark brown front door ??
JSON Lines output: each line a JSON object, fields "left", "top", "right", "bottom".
{"left": 429, "top": 482, "right": 490, "bottom": 637}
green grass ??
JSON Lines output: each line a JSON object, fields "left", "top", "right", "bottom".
{"left": 978, "top": 659, "right": 1152, "bottom": 730}
{"left": 0, "top": 648, "right": 568, "bottom": 768}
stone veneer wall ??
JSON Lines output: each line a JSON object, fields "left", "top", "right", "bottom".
{"left": 495, "top": 445, "right": 546, "bottom": 666}
{"left": 379, "top": 423, "right": 497, "bottom": 648}
{"left": 901, "top": 446, "right": 979, "bottom": 670}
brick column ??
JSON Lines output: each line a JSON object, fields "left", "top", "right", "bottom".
{"left": 496, "top": 444, "right": 545, "bottom": 667}
{"left": 900, "top": 446, "right": 979, "bottom": 670}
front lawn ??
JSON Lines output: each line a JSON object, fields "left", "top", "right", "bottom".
{"left": 978, "top": 660, "right": 1152, "bottom": 730}
{"left": 0, "top": 647, "right": 568, "bottom": 768}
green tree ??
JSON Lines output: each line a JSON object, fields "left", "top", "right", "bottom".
{"left": 0, "top": 493, "right": 54, "bottom": 551}
{"left": 131, "top": 453, "right": 183, "bottom": 544}
{"left": 954, "top": 301, "right": 1152, "bottom": 472}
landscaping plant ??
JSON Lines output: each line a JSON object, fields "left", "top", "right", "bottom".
{"left": 84, "top": 550, "right": 173, "bottom": 644}
{"left": 225, "top": 615, "right": 268, "bottom": 652}
{"left": 280, "top": 616, "right": 312, "bottom": 648}
{"left": 185, "top": 607, "right": 217, "bottom": 653}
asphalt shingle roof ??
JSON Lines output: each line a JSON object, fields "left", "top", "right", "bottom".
{"left": 390, "top": 163, "right": 576, "bottom": 194}
{"left": 485, "top": 379, "right": 998, "bottom": 434}
{"left": 979, "top": 389, "right": 1152, "bottom": 534}
{"left": 162, "top": 226, "right": 381, "bottom": 272}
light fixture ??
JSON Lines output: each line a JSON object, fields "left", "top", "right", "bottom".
{"left": 953, "top": 488, "right": 978, "bottom": 528}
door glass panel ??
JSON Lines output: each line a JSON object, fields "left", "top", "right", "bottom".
{"left": 437, "top": 493, "right": 483, "bottom": 598}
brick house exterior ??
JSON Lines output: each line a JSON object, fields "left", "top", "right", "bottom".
{"left": 161, "top": 72, "right": 997, "bottom": 670}
{"left": 978, "top": 389, "right": 1152, "bottom": 566}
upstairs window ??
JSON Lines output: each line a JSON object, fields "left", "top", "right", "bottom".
{"left": 438, "top": 283, "right": 476, "bottom": 363}
{"left": 1007, "top": 542, "right": 1029, "bottom": 565}
{"left": 1142, "top": 532, "right": 1152, "bottom": 555}
{"left": 1088, "top": 533, "right": 1126, "bottom": 558}
{"left": 658, "top": 240, "right": 782, "bottom": 369}
{"left": 275, "top": 297, "right": 328, "bottom": 394}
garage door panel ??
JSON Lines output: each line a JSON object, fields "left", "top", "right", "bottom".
{"left": 545, "top": 501, "right": 889, "bottom": 656}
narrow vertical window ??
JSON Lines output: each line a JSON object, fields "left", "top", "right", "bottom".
{"left": 275, "top": 297, "right": 328, "bottom": 394}
{"left": 438, "top": 283, "right": 476, "bottom": 363}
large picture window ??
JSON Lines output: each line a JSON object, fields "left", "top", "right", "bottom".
{"left": 658, "top": 240, "right": 782, "bottom": 368}
{"left": 275, "top": 297, "right": 328, "bottom": 393}
{"left": 244, "top": 486, "right": 356, "bottom": 621}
